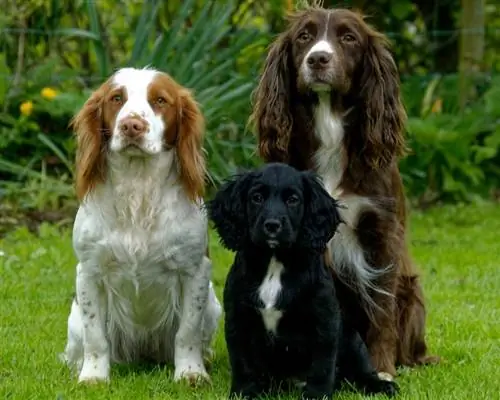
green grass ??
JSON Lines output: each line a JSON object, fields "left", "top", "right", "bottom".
{"left": 1, "top": 203, "right": 499, "bottom": 400}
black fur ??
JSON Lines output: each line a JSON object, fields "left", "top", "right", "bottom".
{"left": 207, "top": 163, "right": 398, "bottom": 399}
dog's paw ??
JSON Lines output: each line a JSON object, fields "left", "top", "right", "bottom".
{"left": 77, "top": 376, "right": 109, "bottom": 385}
{"left": 364, "top": 378, "right": 399, "bottom": 398}
{"left": 77, "top": 355, "right": 110, "bottom": 384}
{"left": 301, "top": 384, "right": 332, "bottom": 400}
{"left": 229, "top": 383, "right": 263, "bottom": 400}
{"left": 174, "top": 364, "right": 210, "bottom": 386}
{"left": 377, "top": 371, "right": 394, "bottom": 381}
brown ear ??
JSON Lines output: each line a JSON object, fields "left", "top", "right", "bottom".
{"left": 176, "top": 89, "right": 206, "bottom": 202}
{"left": 250, "top": 34, "right": 293, "bottom": 163}
{"left": 71, "top": 84, "right": 109, "bottom": 201}
{"left": 358, "top": 29, "right": 407, "bottom": 168}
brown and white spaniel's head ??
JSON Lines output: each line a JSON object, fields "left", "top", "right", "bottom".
{"left": 71, "top": 68, "right": 205, "bottom": 202}
{"left": 251, "top": 6, "right": 406, "bottom": 169}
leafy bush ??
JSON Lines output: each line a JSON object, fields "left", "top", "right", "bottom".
{"left": 0, "top": 0, "right": 270, "bottom": 201}
{"left": 401, "top": 76, "right": 500, "bottom": 204}
{"left": 0, "top": 0, "right": 498, "bottom": 212}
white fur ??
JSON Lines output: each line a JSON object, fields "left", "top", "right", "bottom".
{"left": 300, "top": 13, "right": 337, "bottom": 92}
{"left": 306, "top": 40, "right": 334, "bottom": 57}
{"left": 109, "top": 68, "right": 166, "bottom": 155}
{"left": 313, "top": 95, "right": 391, "bottom": 311}
{"left": 61, "top": 68, "right": 222, "bottom": 384}
{"left": 258, "top": 257, "right": 284, "bottom": 334}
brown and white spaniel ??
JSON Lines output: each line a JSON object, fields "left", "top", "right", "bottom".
{"left": 250, "top": 5, "right": 439, "bottom": 379}
{"left": 61, "top": 67, "right": 222, "bottom": 384}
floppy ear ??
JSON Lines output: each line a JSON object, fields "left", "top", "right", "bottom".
{"left": 176, "top": 89, "right": 206, "bottom": 202}
{"left": 358, "top": 28, "right": 407, "bottom": 169}
{"left": 206, "top": 173, "right": 251, "bottom": 251}
{"left": 298, "top": 172, "right": 342, "bottom": 251}
{"left": 70, "top": 83, "right": 110, "bottom": 201}
{"left": 250, "top": 34, "right": 293, "bottom": 163}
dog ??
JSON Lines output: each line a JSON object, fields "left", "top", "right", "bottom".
{"left": 250, "top": 3, "right": 438, "bottom": 377}
{"left": 207, "top": 163, "right": 398, "bottom": 399}
{"left": 60, "top": 67, "right": 222, "bottom": 384}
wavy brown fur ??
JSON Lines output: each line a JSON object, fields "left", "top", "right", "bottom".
{"left": 250, "top": 2, "right": 438, "bottom": 376}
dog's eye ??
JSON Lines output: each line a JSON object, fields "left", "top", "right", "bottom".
{"left": 298, "top": 31, "right": 311, "bottom": 42}
{"left": 156, "top": 97, "right": 167, "bottom": 106}
{"left": 251, "top": 193, "right": 264, "bottom": 205}
{"left": 342, "top": 33, "right": 356, "bottom": 43}
{"left": 286, "top": 195, "right": 300, "bottom": 206}
{"left": 111, "top": 94, "right": 123, "bottom": 104}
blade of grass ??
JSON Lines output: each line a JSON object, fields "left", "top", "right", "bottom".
{"left": 51, "top": 28, "right": 101, "bottom": 40}
{"left": 129, "top": 0, "right": 163, "bottom": 66}
{"left": 150, "top": 0, "right": 199, "bottom": 68}
{"left": 37, "top": 134, "right": 74, "bottom": 177}
{"left": 85, "top": 0, "right": 110, "bottom": 77}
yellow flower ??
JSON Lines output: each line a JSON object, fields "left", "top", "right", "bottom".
{"left": 20, "top": 101, "right": 33, "bottom": 116}
{"left": 431, "top": 98, "right": 443, "bottom": 114}
{"left": 41, "top": 87, "right": 58, "bottom": 100}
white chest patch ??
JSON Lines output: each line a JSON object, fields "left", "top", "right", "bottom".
{"left": 258, "top": 257, "right": 284, "bottom": 334}
{"left": 313, "top": 95, "right": 345, "bottom": 198}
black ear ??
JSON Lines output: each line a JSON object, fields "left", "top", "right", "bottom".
{"left": 206, "top": 172, "right": 251, "bottom": 251}
{"left": 298, "top": 172, "right": 342, "bottom": 251}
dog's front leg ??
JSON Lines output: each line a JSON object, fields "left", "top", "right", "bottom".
{"left": 174, "top": 256, "right": 211, "bottom": 384}
{"left": 76, "top": 262, "right": 109, "bottom": 383}
{"left": 302, "top": 344, "right": 337, "bottom": 400}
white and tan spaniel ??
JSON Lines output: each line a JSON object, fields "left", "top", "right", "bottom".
{"left": 61, "top": 67, "right": 222, "bottom": 385}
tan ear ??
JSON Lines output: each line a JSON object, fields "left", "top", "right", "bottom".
{"left": 176, "top": 89, "right": 206, "bottom": 202}
{"left": 71, "top": 85, "right": 108, "bottom": 201}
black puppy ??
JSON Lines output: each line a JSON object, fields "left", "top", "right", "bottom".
{"left": 207, "top": 163, "right": 398, "bottom": 399}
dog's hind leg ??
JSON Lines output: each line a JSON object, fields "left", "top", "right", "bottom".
{"left": 339, "top": 324, "right": 398, "bottom": 397}
{"left": 60, "top": 298, "right": 84, "bottom": 374}
{"left": 174, "top": 256, "right": 212, "bottom": 383}
{"left": 201, "top": 281, "right": 222, "bottom": 366}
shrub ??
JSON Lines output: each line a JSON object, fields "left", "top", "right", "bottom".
{"left": 400, "top": 75, "right": 500, "bottom": 204}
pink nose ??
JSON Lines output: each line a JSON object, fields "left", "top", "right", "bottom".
{"left": 119, "top": 117, "right": 147, "bottom": 138}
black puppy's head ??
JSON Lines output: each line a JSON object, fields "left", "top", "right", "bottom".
{"left": 207, "top": 163, "right": 342, "bottom": 252}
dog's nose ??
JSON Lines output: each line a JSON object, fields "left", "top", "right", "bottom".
{"left": 307, "top": 51, "right": 332, "bottom": 69}
{"left": 119, "top": 117, "right": 147, "bottom": 138}
{"left": 263, "top": 219, "right": 282, "bottom": 236}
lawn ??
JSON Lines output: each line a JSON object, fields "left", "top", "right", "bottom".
{"left": 1, "top": 202, "right": 499, "bottom": 400}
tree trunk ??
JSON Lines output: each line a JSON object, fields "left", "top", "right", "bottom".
{"left": 459, "top": 0, "right": 485, "bottom": 109}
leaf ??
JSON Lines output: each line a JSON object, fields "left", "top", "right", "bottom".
{"left": 391, "top": 1, "right": 414, "bottom": 20}
{"left": 50, "top": 28, "right": 101, "bottom": 40}
{"left": 37, "top": 134, "right": 74, "bottom": 177}
{"left": 0, "top": 53, "right": 11, "bottom": 105}
{"left": 86, "top": 0, "right": 110, "bottom": 77}
{"left": 128, "top": 0, "right": 163, "bottom": 65}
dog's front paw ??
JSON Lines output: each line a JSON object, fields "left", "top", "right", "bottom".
{"left": 229, "top": 382, "right": 264, "bottom": 399}
{"left": 364, "top": 376, "right": 399, "bottom": 397}
{"left": 301, "top": 384, "right": 332, "bottom": 400}
{"left": 77, "top": 354, "right": 110, "bottom": 384}
{"left": 174, "top": 363, "right": 210, "bottom": 386}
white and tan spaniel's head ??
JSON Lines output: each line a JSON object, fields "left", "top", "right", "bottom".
{"left": 71, "top": 67, "right": 205, "bottom": 202}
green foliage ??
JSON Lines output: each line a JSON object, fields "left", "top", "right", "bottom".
{"left": 0, "top": 0, "right": 499, "bottom": 210}
{"left": 400, "top": 76, "right": 500, "bottom": 204}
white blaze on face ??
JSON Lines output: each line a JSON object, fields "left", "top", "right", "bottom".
{"left": 300, "top": 13, "right": 337, "bottom": 92}
{"left": 109, "top": 68, "right": 167, "bottom": 155}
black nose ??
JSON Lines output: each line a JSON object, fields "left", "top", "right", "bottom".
{"left": 307, "top": 51, "right": 332, "bottom": 68}
{"left": 264, "top": 219, "right": 282, "bottom": 236}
